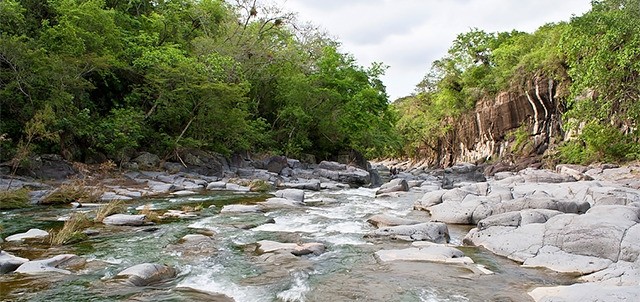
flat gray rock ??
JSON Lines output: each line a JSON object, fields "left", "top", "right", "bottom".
{"left": 529, "top": 283, "right": 640, "bottom": 302}
{"left": 367, "top": 214, "right": 421, "bottom": 228}
{"left": 375, "top": 242, "right": 473, "bottom": 264}
{"left": 15, "top": 254, "right": 83, "bottom": 274}
{"left": 274, "top": 189, "right": 305, "bottom": 202}
{"left": 5, "top": 228, "right": 49, "bottom": 242}
{"left": 103, "top": 214, "right": 146, "bottom": 226}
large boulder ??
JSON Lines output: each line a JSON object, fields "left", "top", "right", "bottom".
{"left": 0, "top": 251, "right": 29, "bottom": 274}
{"left": 376, "top": 178, "right": 409, "bottom": 195}
{"left": 132, "top": 152, "right": 160, "bottom": 170}
{"left": 266, "top": 156, "right": 289, "bottom": 174}
{"left": 274, "top": 189, "right": 305, "bottom": 202}
{"left": 314, "top": 163, "right": 370, "bottom": 186}
{"left": 116, "top": 263, "right": 177, "bottom": 286}
{"left": 441, "top": 163, "right": 486, "bottom": 189}
{"left": 366, "top": 222, "right": 450, "bottom": 243}
{"left": 175, "top": 149, "right": 227, "bottom": 177}
{"left": 13, "top": 154, "right": 76, "bottom": 180}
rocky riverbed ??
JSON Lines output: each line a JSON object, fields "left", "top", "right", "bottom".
{"left": 1, "top": 156, "right": 640, "bottom": 301}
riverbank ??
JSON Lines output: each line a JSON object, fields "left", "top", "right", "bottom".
{"left": 1, "top": 157, "right": 640, "bottom": 301}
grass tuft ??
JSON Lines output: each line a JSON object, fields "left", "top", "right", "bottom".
{"left": 49, "top": 213, "right": 92, "bottom": 245}
{"left": 0, "top": 188, "right": 30, "bottom": 210}
{"left": 138, "top": 204, "right": 161, "bottom": 223}
{"left": 42, "top": 181, "right": 102, "bottom": 205}
{"left": 95, "top": 200, "right": 127, "bottom": 222}
{"left": 249, "top": 179, "right": 272, "bottom": 193}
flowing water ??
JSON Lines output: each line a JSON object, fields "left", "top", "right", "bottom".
{"left": 0, "top": 188, "right": 576, "bottom": 302}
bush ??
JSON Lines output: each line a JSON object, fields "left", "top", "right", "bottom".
{"left": 0, "top": 188, "right": 30, "bottom": 209}
{"left": 249, "top": 179, "right": 272, "bottom": 193}
{"left": 558, "top": 122, "right": 640, "bottom": 164}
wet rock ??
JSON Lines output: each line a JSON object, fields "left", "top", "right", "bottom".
{"left": 366, "top": 214, "right": 421, "bottom": 228}
{"left": 161, "top": 210, "right": 198, "bottom": 219}
{"left": 171, "top": 190, "right": 198, "bottom": 196}
{"left": 115, "top": 263, "right": 177, "bottom": 286}
{"left": 167, "top": 234, "right": 216, "bottom": 257}
{"left": 5, "top": 228, "right": 49, "bottom": 242}
{"left": 0, "top": 251, "right": 29, "bottom": 274}
{"left": 274, "top": 189, "right": 305, "bottom": 202}
{"left": 375, "top": 242, "right": 473, "bottom": 264}
{"left": 206, "top": 181, "right": 227, "bottom": 190}
{"left": 366, "top": 222, "right": 450, "bottom": 243}
{"left": 529, "top": 283, "right": 640, "bottom": 302}
{"left": 256, "top": 240, "right": 325, "bottom": 256}
{"left": 376, "top": 179, "right": 409, "bottom": 195}
{"left": 103, "top": 214, "right": 146, "bottom": 226}
{"left": 16, "top": 254, "right": 84, "bottom": 274}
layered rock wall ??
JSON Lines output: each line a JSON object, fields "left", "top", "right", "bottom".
{"left": 435, "top": 77, "right": 563, "bottom": 167}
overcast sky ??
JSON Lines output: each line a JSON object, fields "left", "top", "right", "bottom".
{"left": 276, "top": 0, "right": 592, "bottom": 100}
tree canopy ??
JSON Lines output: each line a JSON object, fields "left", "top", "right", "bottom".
{"left": 0, "top": 0, "right": 398, "bottom": 164}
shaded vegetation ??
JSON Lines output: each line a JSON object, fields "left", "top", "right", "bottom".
{"left": 394, "top": 0, "right": 640, "bottom": 164}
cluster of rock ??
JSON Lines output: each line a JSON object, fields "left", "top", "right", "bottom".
{"left": 408, "top": 163, "right": 640, "bottom": 301}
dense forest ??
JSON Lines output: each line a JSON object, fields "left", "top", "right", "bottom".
{"left": 0, "top": 0, "right": 398, "bottom": 166}
{"left": 394, "top": 0, "right": 640, "bottom": 165}
{"left": 1, "top": 0, "right": 639, "bottom": 168}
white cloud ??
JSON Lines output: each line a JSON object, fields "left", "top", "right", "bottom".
{"left": 277, "top": 0, "right": 592, "bottom": 100}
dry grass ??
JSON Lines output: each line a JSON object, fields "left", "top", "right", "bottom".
{"left": 138, "top": 204, "right": 162, "bottom": 223}
{"left": 249, "top": 179, "right": 272, "bottom": 193}
{"left": 42, "top": 181, "right": 103, "bottom": 205}
{"left": 49, "top": 213, "right": 92, "bottom": 245}
{"left": 94, "top": 200, "right": 126, "bottom": 222}
{"left": 0, "top": 188, "right": 30, "bottom": 209}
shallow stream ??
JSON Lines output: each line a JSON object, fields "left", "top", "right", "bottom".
{"left": 1, "top": 188, "right": 576, "bottom": 301}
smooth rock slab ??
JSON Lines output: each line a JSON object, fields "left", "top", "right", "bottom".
{"left": 529, "top": 283, "right": 640, "bottom": 302}
{"left": 0, "top": 251, "right": 29, "bottom": 274}
{"left": 375, "top": 243, "right": 473, "bottom": 264}
{"left": 5, "top": 228, "right": 49, "bottom": 242}
{"left": 116, "top": 263, "right": 177, "bottom": 286}
{"left": 256, "top": 240, "right": 325, "bottom": 256}
{"left": 367, "top": 214, "right": 421, "bottom": 228}
{"left": 522, "top": 246, "right": 612, "bottom": 274}
{"left": 274, "top": 189, "right": 305, "bottom": 202}
{"left": 103, "top": 214, "right": 146, "bottom": 226}
{"left": 376, "top": 178, "right": 409, "bottom": 195}
{"left": 220, "top": 204, "right": 264, "bottom": 213}
{"left": 366, "top": 222, "right": 450, "bottom": 243}
{"left": 15, "top": 254, "right": 84, "bottom": 274}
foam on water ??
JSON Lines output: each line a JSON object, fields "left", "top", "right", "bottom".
{"left": 276, "top": 271, "right": 311, "bottom": 302}
{"left": 252, "top": 214, "right": 323, "bottom": 233}
{"left": 418, "top": 289, "right": 470, "bottom": 302}
{"left": 325, "top": 221, "right": 368, "bottom": 234}
{"left": 178, "top": 269, "right": 267, "bottom": 302}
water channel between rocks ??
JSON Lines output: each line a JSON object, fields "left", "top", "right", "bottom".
{"left": 1, "top": 187, "right": 576, "bottom": 302}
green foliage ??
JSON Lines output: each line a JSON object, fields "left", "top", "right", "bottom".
{"left": 0, "top": 0, "right": 397, "bottom": 162}
{"left": 397, "top": 0, "right": 640, "bottom": 164}
{"left": 0, "top": 188, "right": 30, "bottom": 210}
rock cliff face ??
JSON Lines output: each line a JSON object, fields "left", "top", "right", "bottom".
{"left": 435, "top": 77, "right": 564, "bottom": 168}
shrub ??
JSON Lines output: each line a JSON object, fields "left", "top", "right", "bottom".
{"left": 249, "top": 179, "right": 272, "bottom": 193}
{"left": 0, "top": 188, "right": 30, "bottom": 209}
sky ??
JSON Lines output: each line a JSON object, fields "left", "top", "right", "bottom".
{"left": 276, "top": 0, "right": 593, "bottom": 100}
